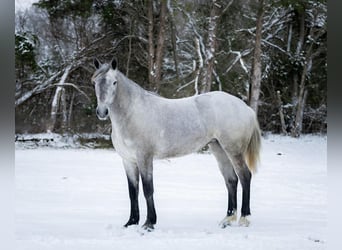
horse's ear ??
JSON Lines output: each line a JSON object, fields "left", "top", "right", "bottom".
{"left": 111, "top": 58, "right": 117, "bottom": 70}
{"left": 93, "top": 57, "right": 101, "bottom": 69}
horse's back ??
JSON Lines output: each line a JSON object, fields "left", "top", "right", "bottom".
{"left": 195, "top": 91, "right": 255, "bottom": 124}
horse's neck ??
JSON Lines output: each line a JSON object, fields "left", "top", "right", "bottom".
{"left": 119, "top": 72, "right": 145, "bottom": 99}
{"left": 110, "top": 72, "right": 144, "bottom": 120}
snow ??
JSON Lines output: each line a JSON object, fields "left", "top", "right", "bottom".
{"left": 15, "top": 0, "right": 37, "bottom": 11}
{"left": 15, "top": 134, "right": 327, "bottom": 250}
{"left": 15, "top": 133, "right": 111, "bottom": 149}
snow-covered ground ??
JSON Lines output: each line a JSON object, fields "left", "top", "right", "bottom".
{"left": 15, "top": 134, "right": 327, "bottom": 250}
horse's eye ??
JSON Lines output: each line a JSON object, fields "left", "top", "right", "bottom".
{"left": 113, "top": 81, "right": 117, "bottom": 86}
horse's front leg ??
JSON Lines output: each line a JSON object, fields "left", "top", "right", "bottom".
{"left": 123, "top": 160, "right": 140, "bottom": 227}
{"left": 137, "top": 155, "right": 157, "bottom": 231}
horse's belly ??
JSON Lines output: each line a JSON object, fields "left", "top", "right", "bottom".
{"left": 154, "top": 133, "right": 210, "bottom": 159}
{"left": 151, "top": 115, "right": 212, "bottom": 159}
{"left": 154, "top": 145, "right": 205, "bottom": 159}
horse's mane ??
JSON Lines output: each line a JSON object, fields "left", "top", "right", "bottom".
{"left": 91, "top": 64, "right": 111, "bottom": 81}
{"left": 92, "top": 63, "right": 161, "bottom": 98}
{"left": 116, "top": 70, "right": 161, "bottom": 98}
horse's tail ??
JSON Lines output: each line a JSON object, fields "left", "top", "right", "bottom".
{"left": 245, "top": 116, "right": 261, "bottom": 174}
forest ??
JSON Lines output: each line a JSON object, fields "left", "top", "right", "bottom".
{"left": 15, "top": 0, "right": 327, "bottom": 137}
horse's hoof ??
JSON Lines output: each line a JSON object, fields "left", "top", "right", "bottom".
{"left": 124, "top": 220, "right": 139, "bottom": 228}
{"left": 219, "top": 213, "right": 237, "bottom": 228}
{"left": 238, "top": 216, "right": 251, "bottom": 227}
{"left": 142, "top": 223, "right": 154, "bottom": 232}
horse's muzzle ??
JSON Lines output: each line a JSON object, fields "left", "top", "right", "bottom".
{"left": 96, "top": 106, "right": 109, "bottom": 120}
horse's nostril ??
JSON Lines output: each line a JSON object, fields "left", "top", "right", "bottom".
{"left": 96, "top": 107, "right": 109, "bottom": 120}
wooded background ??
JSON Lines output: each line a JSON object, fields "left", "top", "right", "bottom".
{"left": 15, "top": 0, "right": 327, "bottom": 137}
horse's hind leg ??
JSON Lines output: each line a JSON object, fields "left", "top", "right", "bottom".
{"left": 209, "top": 141, "right": 238, "bottom": 228}
{"left": 226, "top": 153, "right": 252, "bottom": 227}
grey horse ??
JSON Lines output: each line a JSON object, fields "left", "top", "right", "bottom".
{"left": 92, "top": 58, "right": 261, "bottom": 231}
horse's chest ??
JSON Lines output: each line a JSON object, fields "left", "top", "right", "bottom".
{"left": 111, "top": 132, "right": 136, "bottom": 160}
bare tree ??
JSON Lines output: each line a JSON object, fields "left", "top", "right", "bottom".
{"left": 200, "top": 0, "right": 234, "bottom": 93}
{"left": 46, "top": 65, "right": 71, "bottom": 132}
{"left": 248, "top": 0, "right": 264, "bottom": 114}
{"left": 167, "top": 0, "right": 180, "bottom": 80}
{"left": 290, "top": 2, "right": 327, "bottom": 137}
{"left": 147, "top": 0, "right": 168, "bottom": 92}
{"left": 200, "top": 0, "right": 220, "bottom": 93}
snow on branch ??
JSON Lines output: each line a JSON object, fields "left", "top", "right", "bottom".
{"left": 223, "top": 49, "right": 251, "bottom": 75}
{"left": 43, "top": 82, "right": 91, "bottom": 101}
{"left": 262, "top": 39, "right": 288, "bottom": 54}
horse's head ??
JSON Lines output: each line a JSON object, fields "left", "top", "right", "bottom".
{"left": 92, "top": 58, "right": 118, "bottom": 120}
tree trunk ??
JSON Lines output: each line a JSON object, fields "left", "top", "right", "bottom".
{"left": 147, "top": 0, "right": 155, "bottom": 88}
{"left": 200, "top": 0, "right": 220, "bottom": 94}
{"left": 286, "top": 22, "right": 293, "bottom": 53}
{"left": 249, "top": 0, "right": 264, "bottom": 114}
{"left": 276, "top": 90, "right": 287, "bottom": 135}
{"left": 167, "top": 0, "right": 180, "bottom": 80}
{"left": 291, "top": 10, "right": 305, "bottom": 110}
{"left": 291, "top": 89, "right": 308, "bottom": 137}
{"left": 291, "top": 20, "right": 315, "bottom": 137}
{"left": 47, "top": 86, "right": 62, "bottom": 133}
{"left": 126, "top": 20, "right": 133, "bottom": 77}
{"left": 146, "top": 0, "right": 167, "bottom": 92}
{"left": 47, "top": 65, "right": 71, "bottom": 133}
{"left": 67, "top": 91, "right": 75, "bottom": 129}
{"left": 60, "top": 87, "right": 68, "bottom": 131}
{"left": 194, "top": 37, "right": 203, "bottom": 95}
{"left": 291, "top": 47, "right": 313, "bottom": 137}
{"left": 154, "top": 0, "right": 167, "bottom": 91}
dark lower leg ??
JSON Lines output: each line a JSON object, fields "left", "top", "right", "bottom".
{"left": 227, "top": 178, "right": 238, "bottom": 216}
{"left": 230, "top": 154, "right": 252, "bottom": 217}
{"left": 239, "top": 170, "right": 251, "bottom": 217}
{"left": 141, "top": 177, "right": 156, "bottom": 229}
{"left": 124, "top": 176, "right": 140, "bottom": 227}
